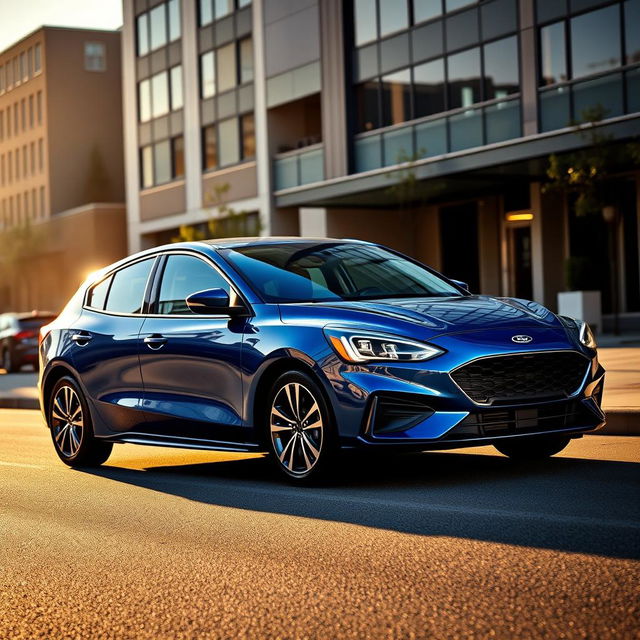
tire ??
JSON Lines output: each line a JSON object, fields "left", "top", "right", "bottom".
{"left": 264, "top": 371, "right": 338, "bottom": 484}
{"left": 494, "top": 435, "right": 571, "bottom": 460}
{"left": 47, "top": 376, "right": 113, "bottom": 467}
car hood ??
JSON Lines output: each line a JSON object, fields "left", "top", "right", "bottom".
{"left": 279, "top": 295, "right": 564, "bottom": 337}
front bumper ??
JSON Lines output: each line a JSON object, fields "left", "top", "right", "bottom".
{"left": 323, "top": 341, "right": 605, "bottom": 447}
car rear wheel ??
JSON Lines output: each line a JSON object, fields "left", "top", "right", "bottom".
{"left": 494, "top": 435, "right": 571, "bottom": 460}
{"left": 265, "top": 371, "right": 337, "bottom": 483}
{"left": 48, "top": 376, "right": 113, "bottom": 467}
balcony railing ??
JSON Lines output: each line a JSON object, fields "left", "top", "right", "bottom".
{"left": 353, "top": 96, "right": 522, "bottom": 174}
{"left": 274, "top": 143, "right": 324, "bottom": 190}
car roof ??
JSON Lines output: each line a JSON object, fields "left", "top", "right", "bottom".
{"left": 198, "top": 236, "right": 374, "bottom": 249}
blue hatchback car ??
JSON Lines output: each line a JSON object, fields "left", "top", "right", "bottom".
{"left": 38, "top": 238, "right": 605, "bottom": 482}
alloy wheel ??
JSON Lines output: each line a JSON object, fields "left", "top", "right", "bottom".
{"left": 51, "top": 385, "right": 84, "bottom": 458}
{"left": 270, "top": 382, "right": 324, "bottom": 476}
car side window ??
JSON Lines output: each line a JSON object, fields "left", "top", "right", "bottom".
{"left": 157, "top": 254, "right": 229, "bottom": 315}
{"left": 104, "top": 258, "right": 155, "bottom": 314}
{"left": 87, "top": 275, "right": 112, "bottom": 310}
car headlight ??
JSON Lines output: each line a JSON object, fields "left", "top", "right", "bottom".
{"left": 324, "top": 328, "right": 443, "bottom": 363}
{"left": 558, "top": 316, "right": 597, "bottom": 349}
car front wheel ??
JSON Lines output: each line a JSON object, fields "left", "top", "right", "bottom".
{"left": 494, "top": 435, "right": 571, "bottom": 460}
{"left": 266, "top": 371, "right": 337, "bottom": 483}
{"left": 48, "top": 376, "right": 113, "bottom": 467}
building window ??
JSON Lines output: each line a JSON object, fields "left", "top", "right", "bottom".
{"left": 20, "top": 99, "right": 25, "bottom": 131}
{"left": 447, "top": 46, "right": 481, "bottom": 108}
{"left": 414, "top": 58, "right": 446, "bottom": 117}
{"left": 0, "top": 64, "right": 4, "bottom": 94}
{"left": 150, "top": 4, "right": 168, "bottom": 51}
{"left": 140, "top": 136, "right": 184, "bottom": 187}
{"left": 13, "top": 58, "right": 19, "bottom": 86}
{"left": 354, "top": 0, "right": 378, "bottom": 46}
{"left": 540, "top": 21, "right": 566, "bottom": 86}
{"left": 85, "top": 42, "right": 107, "bottom": 71}
{"left": 139, "top": 79, "right": 151, "bottom": 122}
{"left": 570, "top": 5, "right": 620, "bottom": 79}
{"left": 380, "top": 0, "right": 409, "bottom": 38}
{"left": 137, "top": 1, "right": 181, "bottom": 57}
{"left": 28, "top": 95, "right": 33, "bottom": 127}
{"left": 217, "top": 43, "right": 237, "bottom": 93}
{"left": 218, "top": 117, "right": 239, "bottom": 166}
{"left": 414, "top": 0, "right": 443, "bottom": 23}
{"left": 30, "top": 142, "right": 35, "bottom": 175}
{"left": 36, "top": 91, "right": 42, "bottom": 125}
{"left": 151, "top": 71, "right": 170, "bottom": 118}
{"left": 172, "top": 136, "right": 184, "bottom": 177}
{"left": 34, "top": 43, "right": 41, "bottom": 73}
{"left": 200, "top": 0, "right": 235, "bottom": 25}
{"left": 203, "top": 125, "right": 218, "bottom": 169}
{"left": 170, "top": 65, "right": 183, "bottom": 110}
{"left": 6, "top": 59, "right": 13, "bottom": 87}
{"left": 626, "top": 0, "right": 640, "bottom": 64}
{"left": 0, "top": 110, "right": 3, "bottom": 140}
{"left": 39, "top": 186, "right": 45, "bottom": 217}
{"left": 241, "top": 113, "right": 255, "bottom": 159}
{"left": 27, "top": 48, "right": 33, "bottom": 77}
{"left": 137, "top": 14, "right": 150, "bottom": 56}
{"left": 20, "top": 52, "right": 27, "bottom": 81}
{"left": 483, "top": 35, "right": 519, "bottom": 99}
{"left": 239, "top": 38, "right": 254, "bottom": 84}
{"left": 38, "top": 139, "right": 43, "bottom": 171}
{"left": 381, "top": 69, "right": 412, "bottom": 126}
{"left": 200, "top": 51, "right": 216, "bottom": 98}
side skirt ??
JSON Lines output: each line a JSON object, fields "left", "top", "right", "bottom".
{"left": 99, "top": 432, "right": 264, "bottom": 454}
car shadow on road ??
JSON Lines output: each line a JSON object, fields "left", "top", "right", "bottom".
{"left": 79, "top": 449, "right": 640, "bottom": 560}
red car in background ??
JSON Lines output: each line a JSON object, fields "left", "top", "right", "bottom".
{"left": 0, "top": 312, "right": 56, "bottom": 373}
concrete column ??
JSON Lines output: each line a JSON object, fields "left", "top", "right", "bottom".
{"left": 299, "top": 207, "right": 328, "bottom": 237}
{"left": 182, "top": 0, "right": 202, "bottom": 214}
{"left": 530, "top": 182, "right": 566, "bottom": 310}
{"left": 519, "top": 0, "right": 538, "bottom": 137}
{"left": 478, "top": 197, "right": 502, "bottom": 296}
{"left": 319, "top": 0, "right": 348, "bottom": 179}
{"left": 122, "top": 0, "right": 141, "bottom": 254}
{"left": 253, "top": 0, "right": 274, "bottom": 236}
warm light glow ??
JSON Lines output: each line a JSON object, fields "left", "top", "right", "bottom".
{"left": 83, "top": 268, "right": 105, "bottom": 283}
{"left": 506, "top": 211, "right": 534, "bottom": 222}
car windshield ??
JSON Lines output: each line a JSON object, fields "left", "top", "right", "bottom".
{"left": 220, "top": 242, "right": 464, "bottom": 303}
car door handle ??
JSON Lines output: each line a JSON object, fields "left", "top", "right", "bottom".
{"left": 71, "top": 332, "right": 92, "bottom": 346}
{"left": 144, "top": 334, "right": 167, "bottom": 350}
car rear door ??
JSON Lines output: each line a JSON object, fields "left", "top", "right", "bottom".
{"left": 138, "top": 252, "right": 248, "bottom": 444}
{"left": 71, "top": 256, "right": 158, "bottom": 433}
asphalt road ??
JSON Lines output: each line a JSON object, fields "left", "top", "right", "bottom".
{"left": 1, "top": 410, "right": 639, "bottom": 639}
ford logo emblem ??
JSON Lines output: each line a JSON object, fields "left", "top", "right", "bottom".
{"left": 512, "top": 335, "right": 533, "bottom": 344}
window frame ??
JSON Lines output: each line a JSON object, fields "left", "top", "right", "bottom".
{"left": 82, "top": 251, "right": 251, "bottom": 318}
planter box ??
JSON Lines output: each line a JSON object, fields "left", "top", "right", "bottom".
{"left": 557, "top": 290, "right": 602, "bottom": 333}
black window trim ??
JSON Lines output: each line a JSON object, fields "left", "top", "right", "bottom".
{"left": 83, "top": 249, "right": 253, "bottom": 319}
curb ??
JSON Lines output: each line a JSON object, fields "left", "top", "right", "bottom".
{"left": 0, "top": 398, "right": 39, "bottom": 410}
{"left": 0, "top": 399, "right": 638, "bottom": 434}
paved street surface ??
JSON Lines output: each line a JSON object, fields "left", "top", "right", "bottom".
{"left": 1, "top": 410, "right": 639, "bottom": 639}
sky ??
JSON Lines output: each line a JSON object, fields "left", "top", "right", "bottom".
{"left": 0, "top": 0, "right": 123, "bottom": 52}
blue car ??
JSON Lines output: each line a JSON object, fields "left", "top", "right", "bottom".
{"left": 38, "top": 238, "right": 605, "bottom": 483}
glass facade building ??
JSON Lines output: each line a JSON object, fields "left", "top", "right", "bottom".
{"left": 123, "top": 0, "right": 640, "bottom": 328}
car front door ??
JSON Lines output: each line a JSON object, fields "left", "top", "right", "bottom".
{"left": 138, "top": 252, "right": 248, "bottom": 444}
{"left": 71, "top": 256, "right": 158, "bottom": 433}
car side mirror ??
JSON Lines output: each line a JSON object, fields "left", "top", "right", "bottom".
{"left": 450, "top": 279, "right": 470, "bottom": 292}
{"left": 185, "top": 288, "right": 244, "bottom": 315}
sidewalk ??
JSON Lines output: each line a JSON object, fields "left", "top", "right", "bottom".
{"left": 0, "top": 349, "right": 638, "bottom": 433}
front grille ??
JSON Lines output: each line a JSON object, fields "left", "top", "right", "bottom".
{"left": 451, "top": 351, "right": 589, "bottom": 405}
{"left": 370, "top": 394, "right": 434, "bottom": 435}
{"left": 443, "top": 400, "right": 597, "bottom": 441}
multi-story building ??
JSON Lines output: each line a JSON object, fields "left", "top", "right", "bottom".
{"left": 0, "top": 27, "right": 127, "bottom": 312}
{"left": 122, "top": 0, "right": 640, "bottom": 327}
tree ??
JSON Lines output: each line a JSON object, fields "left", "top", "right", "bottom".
{"left": 0, "top": 220, "right": 42, "bottom": 309}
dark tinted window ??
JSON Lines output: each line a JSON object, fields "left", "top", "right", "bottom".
{"left": 540, "top": 22, "right": 567, "bottom": 85}
{"left": 105, "top": 259, "right": 155, "bottom": 314}
{"left": 157, "top": 255, "right": 228, "bottom": 315}
{"left": 413, "top": 0, "right": 443, "bottom": 23}
{"left": 447, "top": 47, "right": 481, "bottom": 108}
{"left": 356, "top": 81, "right": 380, "bottom": 131}
{"left": 354, "top": 0, "right": 378, "bottom": 45}
{"left": 88, "top": 276, "right": 112, "bottom": 310}
{"left": 379, "top": 0, "right": 409, "bottom": 37}
{"left": 481, "top": 0, "right": 517, "bottom": 40}
{"left": 381, "top": 68, "right": 412, "bottom": 126}
{"left": 445, "top": 8, "right": 479, "bottom": 51}
{"left": 483, "top": 36, "right": 519, "bottom": 99}
{"left": 221, "top": 243, "right": 463, "bottom": 303}
{"left": 414, "top": 58, "right": 446, "bottom": 117}
{"left": 570, "top": 5, "right": 621, "bottom": 79}
{"left": 412, "top": 21, "right": 443, "bottom": 62}
{"left": 625, "top": 0, "right": 640, "bottom": 64}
